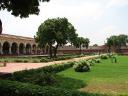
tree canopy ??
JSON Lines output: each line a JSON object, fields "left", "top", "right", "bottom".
{"left": 106, "top": 34, "right": 128, "bottom": 53}
{"left": 73, "top": 37, "right": 90, "bottom": 54}
{"left": 0, "top": 0, "right": 50, "bottom": 18}
{"left": 35, "top": 17, "right": 77, "bottom": 58}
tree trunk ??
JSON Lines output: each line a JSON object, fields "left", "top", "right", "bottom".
{"left": 108, "top": 46, "right": 111, "bottom": 53}
{"left": 0, "top": 19, "right": 2, "bottom": 34}
{"left": 79, "top": 45, "right": 82, "bottom": 54}
{"left": 49, "top": 44, "right": 53, "bottom": 58}
{"left": 53, "top": 44, "right": 59, "bottom": 58}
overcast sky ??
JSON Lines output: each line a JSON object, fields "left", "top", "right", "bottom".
{"left": 0, "top": 0, "right": 128, "bottom": 45}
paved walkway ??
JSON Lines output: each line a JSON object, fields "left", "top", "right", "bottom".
{"left": 0, "top": 55, "right": 99, "bottom": 75}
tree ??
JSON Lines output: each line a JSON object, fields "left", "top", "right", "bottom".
{"left": 0, "top": 0, "right": 50, "bottom": 18}
{"left": 93, "top": 44, "right": 98, "bottom": 47}
{"left": 83, "top": 38, "right": 90, "bottom": 49}
{"left": 0, "top": 19, "right": 2, "bottom": 34}
{"left": 106, "top": 34, "right": 128, "bottom": 53}
{"left": 73, "top": 37, "right": 90, "bottom": 54}
{"left": 35, "top": 18, "right": 77, "bottom": 58}
{"left": 0, "top": 0, "right": 50, "bottom": 35}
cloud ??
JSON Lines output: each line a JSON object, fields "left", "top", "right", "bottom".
{"left": 107, "top": 0, "right": 128, "bottom": 8}
{"left": 40, "top": 0, "right": 104, "bottom": 21}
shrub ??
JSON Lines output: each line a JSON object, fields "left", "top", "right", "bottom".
{"left": 94, "top": 59, "right": 101, "bottom": 63}
{"left": 40, "top": 58, "right": 49, "bottom": 62}
{"left": 87, "top": 59, "right": 95, "bottom": 66}
{"left": 73, "top": 60, "right": 90, "bottom": 72}
{"left": 0, "top": 79, "right": 88, "bottom": 96}
{"left": 14, "top": 59, "right": 23, "bottom": 62}
{"left": 31, "top": 72, "right": 57, "bottom": 86}
{"left": 32, "top": 59, "right": 39, "bottom": 63}
{"left": 100, "top": 55, "right": 108, "bottom": 59}
{"left": 23, "top": 60, "right": 29, "bottom": 63}
{"left": 10, "top": 72, "right": 57, "bottom": 86}
{"left": 8, "top": 62, "right": 74, "bottom": 84}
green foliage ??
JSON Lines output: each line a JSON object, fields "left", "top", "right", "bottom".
{"left": 0, "top": 79, "right": 89, "bottom": 96}
{"left": 10, "top": 72, "right": 57, "bottom": 86}
{"left": 87, "top": 59, "right": 95, "bottom": 66}
{"left": 94, "top": 59, "right": 101, "bottom": 63}
{"left": 14, "top": 59, "right": 23, "bottom": 62}
{"left": 100, "top": 55, "right": 108, "bottom": 59}
{"left": 8, "top": 62, "right": 74, "bottom": 84}
{"left": 106, "top": 34, "right": 128, "bottom": 53}
{"left": 0, "top": 0, "right": 50, "bottom": 18}
{"left": 40, "top": 58, "right": 49, "bottom": 62}
{"left": 35, "top": 17, "right": 77, "bottom": 58}
{"left": 23, "top": 60, "right": 29, "bottom": 63}
{"left": 73, "top": 60, "right": 90, "bottom": 72}
{"left": 32, "top": 59, "right": 39, "bottom": 63}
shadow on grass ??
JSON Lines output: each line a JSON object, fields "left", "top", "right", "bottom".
{"left": 52, "top": 75, "right": 109, "bottom": 96}
{"left": 52, "top": 75, "right": 86, "bottom": 90}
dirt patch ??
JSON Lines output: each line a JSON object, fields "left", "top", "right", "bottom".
{"left": 79, "top": 82, "right": 128, "bottom": 95}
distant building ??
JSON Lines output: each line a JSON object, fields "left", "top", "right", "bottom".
{"left": 0, "top": 34, "right": 128, "bottom": 56}
{"left": 0, "top": 34, "right": 48, "bottom": 55}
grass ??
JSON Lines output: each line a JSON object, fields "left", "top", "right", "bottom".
{"left": 57, "top": 56, "right": 128, "bottom": 95}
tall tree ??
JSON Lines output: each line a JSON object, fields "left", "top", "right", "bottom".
{"left": 83, "top": 38, "right": 90, "bottom": 49}
{"left": 73, "top": 37, "right": 90, "bottom": 54}
{"left": 0, "top": 0, "right": 50, "bottom": 18}
{"left": 106, "top": 34, "right": 128, "bottom": 53}
{"left": 35, "top": 17, "right": 77, "bottom": 58}
{"left": 0, "top": 19, "right": 2, "bottom": 34}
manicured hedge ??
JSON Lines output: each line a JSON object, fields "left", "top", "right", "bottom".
{"left": 0, "top": 79, "right": 80, "bottom": 96}
{"left": 0, "top": 79, "right": 107, "bottom": 96}
{"left": 8, "top": 62, "right": 75, "bottom": 83}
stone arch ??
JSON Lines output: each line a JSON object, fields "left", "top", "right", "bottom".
{"left": 19, "top": 43, "right": 25, "bottom": 54}
{"left": 26, "top": 43, "right": 31, "bottom": 54}
{"left": 11, "top": 42, "right": 18, "bottom": 55}
{"left": 3, "top": 41, "right": 10, "bottom": 55}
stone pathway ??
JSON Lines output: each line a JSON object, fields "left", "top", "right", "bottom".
{"left": 0, "top": 55, "right": 99, "bottom": 76}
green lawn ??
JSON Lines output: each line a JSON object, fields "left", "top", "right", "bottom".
{"left": 57, "top": 56, "right": 128, "bottom": 95}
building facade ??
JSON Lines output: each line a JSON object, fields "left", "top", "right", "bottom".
{"left": 0, "top": 34, "right": 49, "bottom": 55}
{"left": 0, "top": 34, "right": 128, "bottom": 56}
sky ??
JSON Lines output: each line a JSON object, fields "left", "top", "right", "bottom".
{"left": 0, "top": 0, "right": 128, "bottom": 45}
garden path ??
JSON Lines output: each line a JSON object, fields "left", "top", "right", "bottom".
{"left": 0, "top": 55, "right": 99, "bottom": 76}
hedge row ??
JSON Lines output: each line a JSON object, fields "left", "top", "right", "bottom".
{"left": 0, "top": 79, "right": 107, "bottom": 96}
{"left": 0, "top": 79, "right": 81, "bottom": 96}
{"left": 8, "top": 62, "right": 75, "bottom": 81}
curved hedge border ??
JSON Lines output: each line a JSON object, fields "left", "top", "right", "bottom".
{"left": 0, "top": 79, "right": 107, "bottom": 96}
{"left": 0, "top": 79, "right": 84, "bottom": 96}
{"left": 11, "top": 62, "right": 74, "bottom": 76}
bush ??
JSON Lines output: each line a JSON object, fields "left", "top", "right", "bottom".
{"left": 73, "top": 60, "right": 90, "bottom": 72}
{"left": 94, "top": 59, "right": 101, "bottom": 63}
{"left": 10, "top": 72, "right": 57, "bottom": 86}
{"left": 87, "top": 59, "right": 95, "bottom": 66}
{"left": 8, "top": 62, "right": 74, "bottom": 84}
{"left": 32, "top": 72, "right": 57, "bottom": 86}
{"left": 100, "top": 55, "right": 108, "bottom": 59}
{"left": 32, "top": 59, "right": 39, "bottom": 63}
{"left": 40, "top": 58, "right": 49, "bottom": 62}
{"left": 14, "top": 59, "right": 23, "bottom": 62}
{"left": 0, "top": 79, "right": 87, "bottom": 96}
{"left": 23, "top": 60, "right": 29, "bottom": 63}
